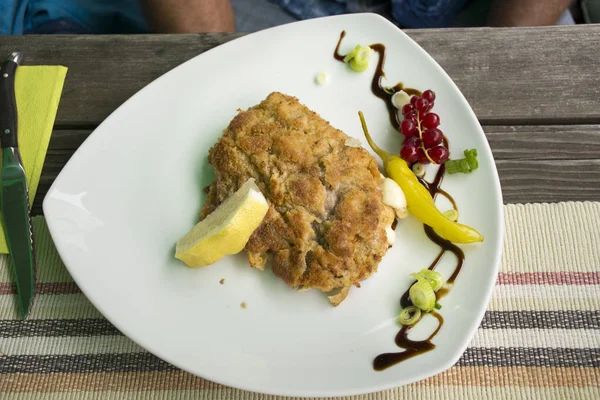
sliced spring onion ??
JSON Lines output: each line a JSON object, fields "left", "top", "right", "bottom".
{"left": 434, "top": 301, "right": 442, "bottom": 310}
{"left": 411, "top": 269, "right": 445, "bottom": 292}
{"left": 350, "top": 59, "right": 369, "bottom": 72}
{"left": 446, "top": 148, "right": 479, "bottom": 174}
{"left": 398, "top": 306, "right": 422, "bottom": 326}
{"left": 409, "top": 279, "right": 436, "bottom": 312}
{"left": 419, "top": 269, "right": 445, "bottom": 291}
{"left": 391, "top": 90, "right": 411, "bottom": 109}
{"left": 411, "top": 163, "right": 425, "bottom": 178}
{"left": 443, "top": 209, "right": 459, "bottom": 222}
{"left": 343, "top": 45, "right": 372, "bottom": 72}
{"left": 343, "top": 46, "right": 359, "bottom": 63}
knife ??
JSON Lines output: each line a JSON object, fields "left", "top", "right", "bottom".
{"left": 0, "top": 51, "right": 35, "bottom": 319}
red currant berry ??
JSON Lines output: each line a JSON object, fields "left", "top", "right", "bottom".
{"left": 401, "top": 119, "right": 417, "bottom": 137}
{"left": 422, "top": 90, "right": 436, "bottom": 103}
{"left": 417, "top": 148, "right": 430, "bottom": 164}
{"left": 402, "top": 104, "right": 415, "bottom": 116}
{"left": 429, "top": 146, "right": 450, "bottom": 164}
{"left": 400, "top": 143, "right": 419, "bottom": 164}
{"left": 410, "top": 96, "right": 419, "bottom": 106}
{"left": 422, "top": 113, "right": 440, "bottom": 129}
{"left": 422, "top": 128, "right": 444, "bottom": 148}
{"left": 415, "top": 98, "right": 429, "bottom": 113}
{"left": 403, "top": 112, "right": 418, "bottom": 125}
{"left": 404, "top": 135, "right": 419, "bottom": 147}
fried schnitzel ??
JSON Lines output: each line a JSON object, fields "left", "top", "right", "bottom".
{"left": 200, "top": 92, "right": 395, "bottom": 305}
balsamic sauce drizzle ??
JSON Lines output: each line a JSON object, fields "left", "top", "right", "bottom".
{"left": 334, "top": 31, "right": 466, "bottom": 371}
{"left": 333, "top": 30, "right": 347, "bottom": 62}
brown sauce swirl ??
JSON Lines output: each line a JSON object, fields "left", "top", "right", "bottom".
{"left": 333, "top": 30, "right": 347, "bottom": 62}
{"left": 334, "top": 30, "right": 465, "bottom": 371}
{"left": 373, "top": 311, "right": 443, "bottom": 371}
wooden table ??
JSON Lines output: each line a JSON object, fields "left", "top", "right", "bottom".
{"left": 1, "top": 25, "right": 599, "bottom": 214}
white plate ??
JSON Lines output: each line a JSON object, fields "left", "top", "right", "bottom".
{"left": 44, "top": 14, "right": 503, "bottom": 397}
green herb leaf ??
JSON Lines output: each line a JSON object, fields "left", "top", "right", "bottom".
{"left": 446, "top": 148, "right": 479, "bottom": 174}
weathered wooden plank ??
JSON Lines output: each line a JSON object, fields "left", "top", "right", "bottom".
{"left": 0, "top": 33, "right": 240, "bottom": 128}
{"left": 496, "top": 159, "right": 600, "bottom": 204}
{"left": 1, "top": 25, "right": 599, "bottom": 126}
{"left": 485, "top": 125, "right": 600, "bottom": 160}
{"left": 48, "top": 129, "right": 92, "bottom": 150}
{"left": 30, "top": 125, "right": 600, "bottom": 214}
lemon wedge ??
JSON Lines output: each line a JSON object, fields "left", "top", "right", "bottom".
{"left": 175, "top": 178, "right": 269, "bottom": 267}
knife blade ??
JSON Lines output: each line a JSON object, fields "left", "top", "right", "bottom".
{"left": 0, "top": 51, "right": 36, "bottom": 319}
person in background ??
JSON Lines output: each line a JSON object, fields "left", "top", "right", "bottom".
{"left": 0, "top": 0, "right": 235, "bottom": 34}
{"left": 0, "top": 0, "right": 574, "bottom": 34}
{"left": 141, "top": 0, "right": 235, "bottom": 33}
{"left": 233, "top": 0, "right": 575, "bottom": 31}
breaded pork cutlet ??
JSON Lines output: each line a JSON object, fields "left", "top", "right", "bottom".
{"left": 200, "top": 92, "right": 395, "bottom": 305}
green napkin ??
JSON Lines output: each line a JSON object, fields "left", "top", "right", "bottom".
{"left": 0, "top": 66, "right": 67, "bottom": 253}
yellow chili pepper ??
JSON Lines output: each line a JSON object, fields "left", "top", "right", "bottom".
{"left": 359, "top": 111, "right": 483, "bottom": 244}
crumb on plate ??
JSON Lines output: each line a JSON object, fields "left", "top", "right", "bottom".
{"left": 315, "top": 72, "right": 330, "bottom": 85}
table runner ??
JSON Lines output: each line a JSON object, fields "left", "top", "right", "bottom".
{"left": 0, "top": 202, "right": 598, "bottom": 399}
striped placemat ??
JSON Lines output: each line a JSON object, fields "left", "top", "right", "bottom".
{"left": 0, "top": 202, "right": 599, "bottom": 399}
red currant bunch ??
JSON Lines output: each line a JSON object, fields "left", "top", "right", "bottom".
{"left": 399, "top": 89, "right": 449, "bottom": 165}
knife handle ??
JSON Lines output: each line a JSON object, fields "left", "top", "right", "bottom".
{"left": 0, "top": 56, "right": 18, "bottom": 149}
